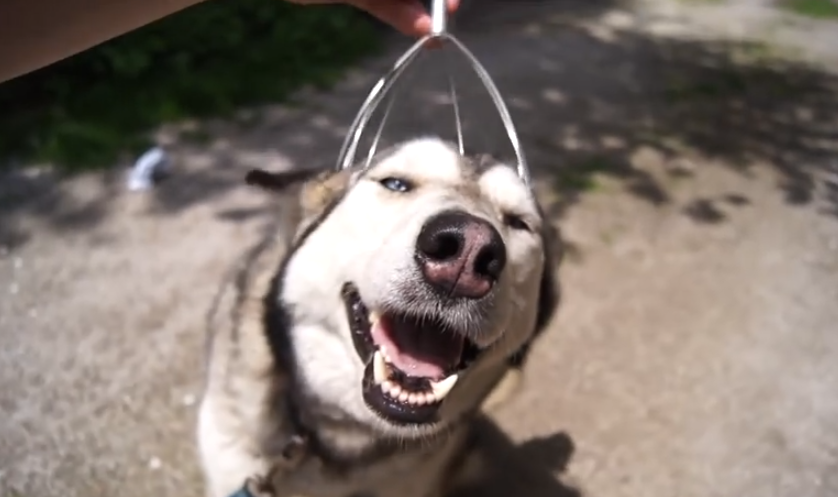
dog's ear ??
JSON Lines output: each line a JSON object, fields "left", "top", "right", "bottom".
{"left": 481, "top": 223, "right": 561, "bottom": 413}
{"left": 245, "top": 168, "right": 322, "bottom": 193}
{"left": 535, "top": 219, "right": 562, "bottom": 335}
{"left": 299, "top": 169, "right": 353, "bottom": 218}
{"left": 507, "top": 210, "right": 562, "bottom": 371}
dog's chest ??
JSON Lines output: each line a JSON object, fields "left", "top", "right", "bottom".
{"left": 270, "top": 433, "right": 467, "bottom": 497}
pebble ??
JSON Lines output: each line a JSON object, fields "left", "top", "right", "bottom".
{"left": 148, "top": 457, "right": 162, "bottom": 470}
{"left": 646, "top": 20, "right": 690, "bottom": 38}
{"left": 602, "top": 10, "right": 636, "bottom": 30}
{"left": 667, "top": 157, "right": 697, "bottom": 176}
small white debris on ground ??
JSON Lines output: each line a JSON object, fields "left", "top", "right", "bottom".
{"left": 9, "top": 283, "right": 18, "bottom": 295}
{"left": 148, "top": 457, "right": 162, "bottom": 470}
{"left": 182, "top": 394, "right": 197, "bottom": 407}
{"left": 127, "top": 147, "right": 169, "bottom": 192}
{"left": 601, "top": 9, "right": 636, "bottom": 30}
{"left": 13, "top": 257, "right": 22, "bottom": 269}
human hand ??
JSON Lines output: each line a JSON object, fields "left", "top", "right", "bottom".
{"left": 287, "top": 0, "right": 460, "bottom": 37}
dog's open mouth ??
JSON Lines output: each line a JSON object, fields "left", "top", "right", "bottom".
{"left": 341, "top": 283, "right": 480, "bottom": 425}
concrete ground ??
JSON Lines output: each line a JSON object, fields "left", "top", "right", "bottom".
{"left": 2, "top": 1, "right": 838, "bottom": 496}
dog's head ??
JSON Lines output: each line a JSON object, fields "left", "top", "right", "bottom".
{"left": 248, "top": 137, "right": 558, "bottom": 441}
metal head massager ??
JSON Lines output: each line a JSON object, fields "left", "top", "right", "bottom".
{"left": 335, "top": 0, "right": 532, "bottom": 188}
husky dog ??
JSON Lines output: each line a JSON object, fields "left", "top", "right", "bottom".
{"left": 197, "top": 137, "right": 561, "bottom": 497}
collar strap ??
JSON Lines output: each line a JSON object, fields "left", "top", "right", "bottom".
{"left": 228, "top": 486, "right": 258, "bottom": 497}
{"left": 227, "top": 431, "right": 310, "bottom": 497}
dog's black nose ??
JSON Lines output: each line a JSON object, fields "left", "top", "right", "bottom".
{"left": 415, "top": 210, "right": 507, "bottom": 299}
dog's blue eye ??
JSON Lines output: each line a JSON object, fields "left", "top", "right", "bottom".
{"left": 379, "top": 177, "right": 412, "bottom": 193}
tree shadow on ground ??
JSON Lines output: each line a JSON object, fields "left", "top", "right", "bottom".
{"left": 0, "top": 167, "right": 123, "bottom": 250}
{"left": 510, "top": 25, "right": 838, "bottom": 223}
{"left": 1, "top": 0, "right": 836, "bottom": 245}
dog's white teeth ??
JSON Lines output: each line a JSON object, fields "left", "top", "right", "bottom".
{"left": 369, "top": 311, "right": 380, "bottom": 326}
{"left": 381, "top": 386, "right": 433, "bottom": 405}
{"left": 376, "top": 363, "right": 458, "bottom": 405}
{"left": 430, "top": 374, "right": 459, "bottom": 400}
{"left": 373, "top": 350, "right": 389, "bottom": 384}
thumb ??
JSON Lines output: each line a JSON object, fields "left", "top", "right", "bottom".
{"left": 351, "top": 0, "right": 460, "bottom": 37}
{"left": 352, "top": 0, "right": 430, "bottom": 37}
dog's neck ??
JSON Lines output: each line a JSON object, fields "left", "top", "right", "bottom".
{"left": 270, "top": 374, "right": 456, "bottom": 474}
{"left": 261, "top": 286, "right": 455, "bottom": 472}
{"left": 288, "top": 387, "right": 380, "bottom": 457}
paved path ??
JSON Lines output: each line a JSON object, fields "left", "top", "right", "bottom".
{"left": 2, "top": 1, "right": 838, "bottom": 496}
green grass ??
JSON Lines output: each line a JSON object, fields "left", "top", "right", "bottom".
{"left": 179, "top": 128, "right": 214, "bottom": 145}
{"left": 552, "top": 156, "right": 618, "bottom": 193}
{"left": 663, "top": 67, "right": 751, "bottom": 101}
{"left": 0, "top": 0, "right": 383, "bottom": 172}
{"left": 678, "top": 0, "right": 726, "bottom": 5}
{"left": 782, "top": 0, "right": 838, "bottom": 19}
{"left": 662, "top": 44, "right": 800, "bottom": 104}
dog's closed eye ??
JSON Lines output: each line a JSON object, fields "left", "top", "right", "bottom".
{"left": 503, "top": 213, "right": 532, "bottom": 232}
{"left": 245, "top": 168, "right": 320, "bottom": 193}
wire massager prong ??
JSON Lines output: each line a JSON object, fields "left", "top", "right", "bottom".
{"left": 335, "top": 0, "right": 531, "bottom": 188}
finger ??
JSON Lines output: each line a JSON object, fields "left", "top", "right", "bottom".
{"left": 352, "top": 0, "right": 431, "bottom": 37}
{"left": 423, "top": 0, "right": 461, "bottom": 47}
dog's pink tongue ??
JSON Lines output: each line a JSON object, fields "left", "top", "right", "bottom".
{"left": 371, "top": 315, "right": 463, "bottom": 379}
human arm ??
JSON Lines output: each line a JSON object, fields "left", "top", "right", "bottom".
{"left": 0, "top": 0, "right": 459, "bottom": 84}
{"left": 0, "top": 0, "right": 205, "bottom": 83}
